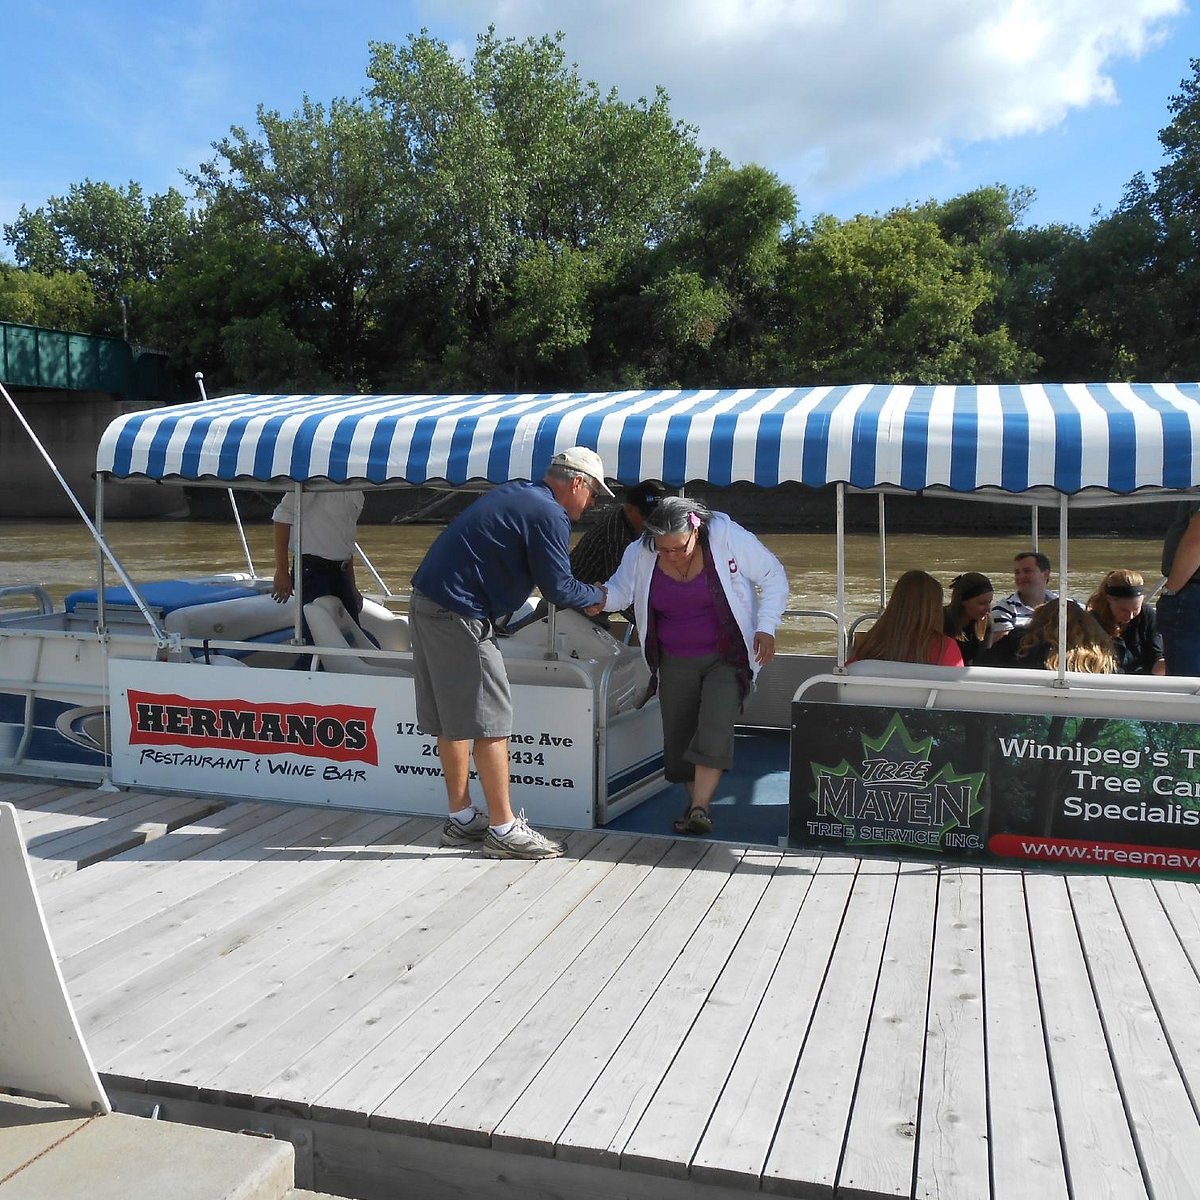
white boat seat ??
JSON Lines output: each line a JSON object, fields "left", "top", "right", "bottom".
{"left": 358, "top": 598, "right": 411, "bottom": 651}
{"left": 303, "top": 596, "right": 413, "bottom": 676}
{"left": 164, "top": 592, "right": 296, "bottom": 643}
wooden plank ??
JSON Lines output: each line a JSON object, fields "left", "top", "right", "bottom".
{"left": 88, "top": 815, "right": 433, "bottom": 1067}
{"left": 912, "top": 866, "right": 988, "bottom": 1200}
{"left": 1025, "top": 872, "right": 1147, "bottom": 1199}
{"left": 1119, "top": 877, "right": 1200, "bottom": 1110}
{"left": 28, "top": 794, "right": 225, "bottom": 881}
{"left": 49, "top": 801, "right": 355, "bottom": 950}
{"left": 598, "top": 849, "right": 788, "bottom": 1176}
{"left": 496, "top": 848, "right": 816, "bottom": 1166}
{"left": 19, "top": 790, "right": 162, "bottom": 845}
{"left": 363, "top": 836, "right": 721, "bottom": 1142}
{"left": 5, "top": 786, "right": 99, "bottom": 821}
{"left": 1153, "top": 877, "right": 1200, "bottom": 978}
{"left": 685, "top": 853, "right": 859, "bottom": 1191}
{"left": 179, "top": 830, "right": 612, "bottom": 1106}
{"left": 1069, "top": 873, "right": 1200, "bottom": 1200}
{"left": 980, "top": 869, "right": 1068, "bottom": 1200}
{"left": 306, "top": 834, "right": 681, "bottom": 1125}
{"left": 62, "top": 807, "right": 382, "bottom": 1005}
{"left": 432, "top": 844, "right": 768, "bottom": 1157}
{"left": 834, "top": 860, "right": 938, "bottom": 1200}
{"left": 408, "top": 835, "right": 724, "bottom": 1152}
{"left": 0, "top": 781, "right": 84, "bottom": 808}
{"left": 756, "top": 857, "right": 897, "bottom": 1196}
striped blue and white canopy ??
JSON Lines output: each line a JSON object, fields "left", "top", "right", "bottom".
{"left": 96, "top": 383, "right": 1200, "bottom": 496}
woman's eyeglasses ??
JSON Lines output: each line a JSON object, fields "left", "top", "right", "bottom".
{"left": 656, "top": 533, "right": 695, "bottom": 556}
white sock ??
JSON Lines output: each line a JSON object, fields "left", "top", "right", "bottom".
{"left": 491, "top": 819, "right": 515, "bottom": 836}
{"left": 450, "top": 807, "right": 479, "bottom": 825}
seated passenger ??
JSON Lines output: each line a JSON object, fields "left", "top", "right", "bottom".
{"left": 1087, "top": 570, "right": 1165, "bottom": 675}
{"left": 943, "top": 572, "right": 994, "bottom": 664}
{"left": 850, "top": 570, "right": 964, "bottom": 667}
{"left": 977, "top": 598, "right": 1118, "bottom": 673}
{"left": 991, "top": 550, "right": 1058, "bottom": 641}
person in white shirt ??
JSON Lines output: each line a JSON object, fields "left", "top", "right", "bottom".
{"left": 270, "top": 489, "right": 364, "bottom": 633}
{"left": 990, "top": 550, "right": 1058, "bottom": 640}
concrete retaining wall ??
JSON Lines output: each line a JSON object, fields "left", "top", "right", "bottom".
{"left": 1, "top": 390, "right": 187, "bottom": 520}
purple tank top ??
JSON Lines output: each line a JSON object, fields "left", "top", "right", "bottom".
{"left": 651, "top": 568, "right": 722, "bottom": 656}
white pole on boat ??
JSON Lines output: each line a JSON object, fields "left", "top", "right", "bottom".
{"left": 0, "top": 380, "right": 169, "bottom": 645}
{"left": 836, "top": 483, "right": 847, "bottom": 666}
{"left": 355, "top": 542, "right": 394, "bottom": 598}
{"left": 95, "top": 474, "right": 116, "bottom": 790}
{"left": 228, "top": 491, "right": 256, "bottom": 578}
{"left": 290, "top": 482, "right": 305, "bottom": 646}
{"left": 195, "top": 372, "right": 256, "bottom": 577}
{"left": 877, "top": 492, "right": 888, "bottom": 612}
{"left": 1056, "top": 492, "right": 1069, "bottom": 685}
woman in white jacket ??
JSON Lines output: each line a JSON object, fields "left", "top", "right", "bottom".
{"left": 601, "top": 496, "right": 789, "bottom": 835}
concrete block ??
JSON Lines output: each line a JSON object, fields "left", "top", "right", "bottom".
{"left": 0, "top": 1095, "right": 295, "bottom": 1200}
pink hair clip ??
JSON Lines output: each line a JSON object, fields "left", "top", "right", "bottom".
{"left": 688, "top": 511, "right": 702, "bottom": 529}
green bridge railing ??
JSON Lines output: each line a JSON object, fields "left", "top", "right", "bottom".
{"left": 0, "top": 321, "right": 172, "bottom": 401}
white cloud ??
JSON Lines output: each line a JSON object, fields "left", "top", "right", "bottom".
{"left": 422, "top": 0, "right": 1184, "bottom": 205}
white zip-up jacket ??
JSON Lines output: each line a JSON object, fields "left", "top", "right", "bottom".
{"left": 602, "top": 512, "right": 789, "bottom": 683}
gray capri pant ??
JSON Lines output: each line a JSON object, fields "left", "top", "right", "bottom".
{"left": 408, "top": 591, "right": 513, "bottom": 740}
{"left": 657, "top": 650, "right": 740, "bottom": 782}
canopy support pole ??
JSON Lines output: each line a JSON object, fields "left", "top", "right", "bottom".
{"left": 877, "top": 492, "right": 888, "bottom": 612}
{"left": 836, "top": 484, "right": 847, "bottom": 667}
{"left": 1056, "top": 493, "right": 1069, "bottom": 684}
{"left": 291, "top": 483, "right": 305, "bottom": 647}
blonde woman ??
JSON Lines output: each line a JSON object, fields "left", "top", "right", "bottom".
{"left": 1087, "top": 569, "right": 1165, "bottom": 675}
{"left": 851, "top": 570, "right": 964, "bottom": 666}
{"left": 982, "top": 599, "right": 1118, "bottom": 673}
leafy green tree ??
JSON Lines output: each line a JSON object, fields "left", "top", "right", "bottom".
{"left": 137, "top": 201, "right": 323, "bottom": 391}
{"left": 777, "top": 208, "right": 1035, "bottom": 384}
{"left": 366, "top": 28, "right": 705, "bottom": 387}
{"left": 0, "top": 264, "right": 96, "bottom": 331}
{"left": 2, "top": 181, "right": 187, "bottom": 337}
{"left": 191, "top": 96, "right": 401, "bottom": 385}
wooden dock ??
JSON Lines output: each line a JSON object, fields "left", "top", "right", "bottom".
{"left": 5, "top": 777, "right": 1200, "bottom": 1199}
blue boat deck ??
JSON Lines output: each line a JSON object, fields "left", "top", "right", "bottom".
{"left": 5, "top": 776, "right": 1200, "bottom": 1199}
{"left": 605, "top": 729, "right": 791, "bottom": 845}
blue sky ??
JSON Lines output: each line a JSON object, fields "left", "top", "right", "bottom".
{"left": 3, "top": 0, "right": 1196, "bottom": 252}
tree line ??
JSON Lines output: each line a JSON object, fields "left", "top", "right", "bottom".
{"left": 4, "top": 28, "right": 1200, "bottom": 396}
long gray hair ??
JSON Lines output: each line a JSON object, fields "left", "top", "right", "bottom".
{"left": 640, "top": 496, "right": 712, "bottom": 548}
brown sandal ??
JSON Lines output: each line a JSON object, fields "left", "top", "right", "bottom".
{"left": 673, "top": 805, "right": 713, "bottom": 835}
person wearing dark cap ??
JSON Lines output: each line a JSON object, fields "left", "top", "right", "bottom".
{"left": 943, "top": 572, "right": 994, "bottom": 664}
{"left": 1087, "top": 569, "right": 1164, "bottom": 675}
{"left": 570, "top": 481, "right": 664, "bottom": 594}
{"left": 409, "top": 446, "right": 612, "bottom": 860}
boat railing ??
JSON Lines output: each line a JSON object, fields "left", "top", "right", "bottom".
{"left": 0, "top": 586, "right": 54, "bottom": 618}
{"left": 795, "top": 660, "right": 1200, "bottom": 719}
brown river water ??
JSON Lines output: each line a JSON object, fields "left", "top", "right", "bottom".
{"left": 0, "top": 516, "right": 1169, "bottom": 655}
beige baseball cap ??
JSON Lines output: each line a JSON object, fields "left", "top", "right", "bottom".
{"left": 549, "top": 446, "right": 615, "bottom": 497}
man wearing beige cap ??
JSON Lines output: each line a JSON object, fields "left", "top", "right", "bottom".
{"left": 409, "top": 447, "right": 613, "bottom": 859}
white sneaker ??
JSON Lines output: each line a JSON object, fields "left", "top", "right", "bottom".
{"left": 481, "top": 810, "right": 564, "bottom": 860}
{"left": 440, "top": 808, "right": 489, "bottom": 846}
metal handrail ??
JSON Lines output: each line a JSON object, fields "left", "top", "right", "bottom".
{"left": 0, "top": 585, "right": 54, "bottom": 616}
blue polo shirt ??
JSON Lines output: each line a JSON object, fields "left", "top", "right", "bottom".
{"left": 412, "top": 481, "right": 603, "bottom": 620}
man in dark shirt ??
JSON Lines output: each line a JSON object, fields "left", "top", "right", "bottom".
{"left": 569, "top": 481, "right": 663, "bottom": 587}
{"left": 409, "top": 447, "right": 611, "bottom": 859}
